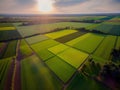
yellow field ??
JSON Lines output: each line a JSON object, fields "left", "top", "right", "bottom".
{"left": 0, "top": 27, "right": 16, "bottom": 31}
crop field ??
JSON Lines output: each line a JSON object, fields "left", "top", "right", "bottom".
{"left": 26, "top": 35, "right": 49, "bottom": 44}
{"left": 20, "top": 40, "right": 33, "bottom": 57}
{"left": 87, "top": 22, "right": 120, "bottom": 35}
{"left": 0, "top": 15, "right": 120, "bottom": 90}
{"left": 0, "top": 30, "right": 21, "bottom": 42}
{"left": 31, "top": 39, "right": 60, "bottom": 61}
{"left": 16, "top": 22, "right": 93, "bottom": 37}
{"left": 54, "top": 31, "right": 87, "bottom": 43}
{"left": 45, "top": 30, "right": 78, "bottom": 39}
{"left": 116, "top": 36, "right": 120, "bottom": 49}
{"left": 67, "top": 72, "right": 109, "bottom": 90}
{"left": 0, "top": 27, "right": 16, "bottom": 31}
{"left": 48, "top": 44, "right": 69, "bottom": 54}
{"left": 0, "top": 58, "right": 12, "bottom": 89}
{"left": 66, "top": 33, "right": 105, "bottom": 53}
{"left": 46, "top": 56, "right": 76, "bottom": 83}
{"left": 21, "top": 55, "right": 62, "bottom": 90}
{"left": 0, "top": 40, "right": 17, "bottom": 59}
{"left": 93, "top": 35, "right": 116, "bottom": 60}
{"left": 57, "top": 48, "right": 88, "bottom": 68}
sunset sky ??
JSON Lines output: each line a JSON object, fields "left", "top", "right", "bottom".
{"left": 0, "top": 0, "right": 120, "bottom": 14}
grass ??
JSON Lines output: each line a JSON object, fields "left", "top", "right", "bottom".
{"left": 87, "top": 22, "right": 120, "bottom": 35}
{"left": 16, "top": 22, "right": 93, "bottom": 37}
{"left": 45, "top": 30, "right": 78, "bottom": 39}
{"left": 0, "top": 27, "right": 16, "bottom": 31}
{"left": 20, "top": 40, "right": 33, "bottom": 57}
{"left": 115, "top": 36, "right": 120, "bottom": 50}
{"left": 31, "top": 39, "right": 59, "bottom": 61}
{"left": 69, "top": 33, "right": 105, "bottom": 53}
{"left": 0, "top": 30, "right": 21, "bottom": 42}
{"left": 93, "top": 35, "right": 116, "bottom": 60}
{"left": 21, "top": 55, "right": 62, "bottom": 90}
{"left": 26, "top": 35, "right": 49, "bottom": 44}
{"left": 48, "top": 44, "right": 69, "bottom": 54}
{"left": 67, "top": 72, "right": 109, "bottom": 90}
{"left": 0, "top": 57, "right": 12, "bottom": 89}
{"left": 66, "top": 33, "right": 91, "bottom": 46}
{"left": 55, "top": 31, "right": 87, "bottom": 43}
{"left": 45, "top": 56, "right": 76, "bottom": 83}
{"left": 66, "top": 33, "right": 105, "bottom": 53}
{"left": 94, "top": 24, "right": 113, "bottom": 33}
{"left": 0, "top": 23, "right": 13, "bottom": 27}
{"left": 3, "top": 40, "right": 17, "bottom": 58}
{"left": 0, "top": 43, "right": 8, "bottom": 59}
{"left": 109, "top": 25, "right": 120, "bottom": 35}
{"left": 57, "top": 48, "right": 88, "bottom": 68}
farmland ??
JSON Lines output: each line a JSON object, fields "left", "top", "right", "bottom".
{"left": 93, "top": 35, "right": 116, "bottom": 60}
{"left": 0, "top": 14, "right": 120, "bottom": 90}
{"left": 66, "top": 33, "right": 105, "bottom": 53}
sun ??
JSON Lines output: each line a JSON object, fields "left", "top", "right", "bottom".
{"left": 37, "top": 0, "right": 55, "bottom": 13}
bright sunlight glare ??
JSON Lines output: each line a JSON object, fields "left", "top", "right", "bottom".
{"left": 37, "top": 0, "right": 55, "bottom": 13}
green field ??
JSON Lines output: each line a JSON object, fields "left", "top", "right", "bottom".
{"left": 66, "top": 33, "right": 90, "bottom": 46}
{"left": 0, "top": 23, "right": 14, "bottom": 27}
{"left": 93, "top": 35, "right": 116, "bottom": 60}
{"left": 55, "top": 31, "right": 87, "bottom": 43}
{"left": 31, "top": 39, "right": 59, "bottom": 61}
{"left": 67, "top": 72, "right": 109, "bottom": 90}
{"left": 0, "top": 27, "right": 16, "bottom": 31}
{"left": 26, "top": 35, "right": 49, "bottom": 44}
{"left": 20, "top": 40, "right": 33, "bottom": 57}
{"left": 46, "top": 56, "right": 76, "bottom": 83}
{"left": 0, "top": 58, "right": 12, "bottom": 89}
{"left": 115, "top": 36, "right": 120, "bottom": 50}
{"left": 0, "top": 30, "right": 21, "bottom": 41}
{"left": 67, "top": 33, "right": 105, "bottom": 53}
{"left": 16, "top": 22, "right": 93, "bottom": 37}
{"left": 57, "top": 48, "right": 88, "bottom": 68}
{"left": 3, "top": 40, "right": 17, "bottom": 58}
{"left": 21, "top": 55, "right": 62, "bottom": 90}
{"left": 0, "top": 43, "right": 8, "bottom": 59}
{"left": 45, "top": 30, "right": 78, "bottom": 39}
{"left": 87, "top": 22, "right": 120, "bottom": 35}
{"left": 48, "top": 44, "right": 69, "bottom": 54}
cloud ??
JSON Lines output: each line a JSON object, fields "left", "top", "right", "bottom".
{"left": 54, "top": 0, "right": 120, "bottom": 14}
{"left": 0, "top": 0, "right": 120, "bottom": 14}
{"left": 54, "top": 0, "right": 89, "bottom": 7}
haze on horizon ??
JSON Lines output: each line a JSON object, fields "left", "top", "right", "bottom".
{"left": 0, "top": 0, "right": 120, "bottom": 14}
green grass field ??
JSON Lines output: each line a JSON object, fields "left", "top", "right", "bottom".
{"left": 16, "top": 22, "right": 93, "bottom": 37}
{"left": 115, "top": 36, "right": 120, "bottom": 50}
{"left": 46, "top": 56, "right": 76, "bottom": 83}
{"left": 67, "top": 72, "right": 109, "bottom": 90}
{"left": 67, "top": 33, "right": 105, "bottom": 53}
{"left": 20, "top": 40, "right": 33, "bottom": 57}
{"left": 45, "top": 30, "right": 78, "bottom": 39}
{"left": 0, "top": 23, "right": 14, "bottom": 27}
{"left": 0, "top": 27, "right": 16, "bottom": 31}
{"left": 0, "top": 58, "right": 12, "bottom": 89}
{"left": 57, "top": 48, "right": 88, "bottom": 68}
{"left": 31, "top": 39, "right": 59, "bottom": 61}
{"left": 21, "top": 55, "right": 62, "bottom": 90}
{"left": 3, "top": 40, "right": 17, "bottom": 58}
{"left": 66, "top": 33, "right": 90, "bottom": 46}
{"left": 0, "top": 30, "right": 21, "bottom": 41}
{"left": 48, "top": 44, "right": 69, "bottom": 54}
{"left": 26, "top": 35, "right": 49, "bottom": 44}
{"left": 55, "top": 31, "right": 87, "bottom": 43}
{"left": 93, "top": 35, "right": 116, "bottom": 60}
